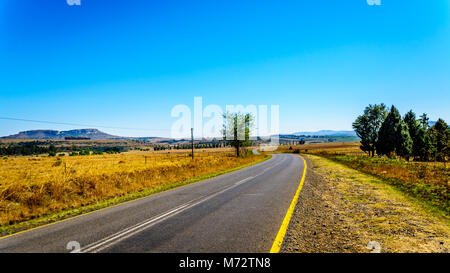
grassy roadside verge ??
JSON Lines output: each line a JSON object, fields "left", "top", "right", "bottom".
{"left": 307, "top": 153, "right": 449, "bottom": 216}
{"left": 0, "top": 154, "right": 271, "bottom": 237}
{"left": 283, "top": 154, "right": 449, "bottom": 252}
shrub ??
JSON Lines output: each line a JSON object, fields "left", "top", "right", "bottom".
{"left": 52, "top": 158, "right": 63, "bottom": 167}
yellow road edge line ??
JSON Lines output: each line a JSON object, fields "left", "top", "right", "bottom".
{"left": 269, "top": 155, "right": 307, "bottom": 253}
{"left": 0, "top": 155, "right": 272, "bottom": 241}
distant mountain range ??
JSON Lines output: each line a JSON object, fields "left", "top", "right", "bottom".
{"left": 1, "top": 129, "right": 120, "bottom": 140}
{"left": 11, "top": 126, "right": 445, "bottom": 140}
{"left": 292, "top": 130, "right": 357, "bottom": 136}
{"left": 2, "top": 129, "right": 359, "bottom": 140}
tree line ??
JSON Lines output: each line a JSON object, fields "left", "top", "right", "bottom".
{"left": 353, "top": 104, "right": 449, "bottom": 161}
{"left": 161, "top": 143, "right": 225, "bottom": 151}
{"left": 0, "top": 142, "right": 127, "bottom": 156}
{"left": 0, "top": 142, "right": 58, "bottom": 156}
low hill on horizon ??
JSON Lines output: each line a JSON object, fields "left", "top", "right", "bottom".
{"left": 292, "top": 130, "right": 357, "bottom": 136}
{"left": 1, "top": 129, "right": 120, "bottom": 140}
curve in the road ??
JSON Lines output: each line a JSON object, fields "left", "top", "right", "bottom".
{"left": 270, "top": 155, "right": 307, "bottom": 253}
{"left": 0, "top": 153, "right": 306, "bottom": 253}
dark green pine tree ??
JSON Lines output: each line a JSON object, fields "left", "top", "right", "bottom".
{"left": 417, "top": 125, "right": 434, "bottom": 161}
{"left": 430, "top": 118, "right": 450, "bottom": 161}
{"left": 403, "top": 110, "right": 432, "bottom": 161}
{"left": 404, "top": 110, "right": 420, "bottom": 158}
{"left": 419, "top": 113, "right": 430, "bottom": 129}
{"left": 377, "top": 106, "right": 402, "bottom": 157}
{"left": 395, "top": 120, "right": 413, "bottom": 160}
{"left": 376, "top": 106, "right": 413, "bottom": 159}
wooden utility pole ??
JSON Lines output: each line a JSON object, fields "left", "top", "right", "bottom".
{"left": 191, "top": 127, "right": 194, "bottom": 159}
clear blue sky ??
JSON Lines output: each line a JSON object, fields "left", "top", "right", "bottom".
{"left": 0, "top": 0, "right": 449, "bottom": 137}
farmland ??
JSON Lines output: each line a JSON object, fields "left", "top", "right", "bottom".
{"left": 277, "top": 142, "right": 449, "bottom": 214}
{"left": 0, "top": 147, "right": 266, "bottom": 234}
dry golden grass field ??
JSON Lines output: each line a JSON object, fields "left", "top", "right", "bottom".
{"left": 277, "top": 141, "right": 365, "bottom": 155}
{"left": 0, "top": 148, "right": 265, "bottom": 229}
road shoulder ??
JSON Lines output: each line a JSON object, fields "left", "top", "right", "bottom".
{"left": 281, "top": 154, "right": 450, "bottom": 253}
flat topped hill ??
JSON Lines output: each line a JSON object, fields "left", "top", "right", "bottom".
{"left": 1, "top": 129, "right": 120, "bottom": 140}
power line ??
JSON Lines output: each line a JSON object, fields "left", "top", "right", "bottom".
{"left": 0, "top": 117, "right": 172, "bottom": 132}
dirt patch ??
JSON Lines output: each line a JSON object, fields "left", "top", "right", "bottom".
{"left": 281, "top": 155, "right": 450, "bottom": 253}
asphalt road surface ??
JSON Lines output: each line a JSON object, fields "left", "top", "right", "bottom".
{"left": 0, "top": 154, "right": 305, "bottom": 253}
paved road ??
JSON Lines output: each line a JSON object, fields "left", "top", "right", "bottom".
{"left": 0, "top": 154, "right": 305, "bottom": 253}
